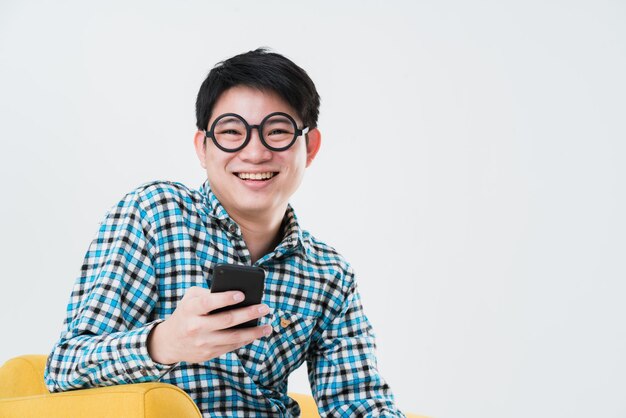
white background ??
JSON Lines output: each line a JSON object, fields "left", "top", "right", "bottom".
{"left": 1, "top": 1, "right": 625, "bottom": 417}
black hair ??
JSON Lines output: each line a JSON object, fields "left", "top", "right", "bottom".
{"left": 195, "top": 48, "right": 320, "bottom": 133}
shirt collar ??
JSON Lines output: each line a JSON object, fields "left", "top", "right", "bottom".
{"left": 278, "top": 202, "right": 306, "bottom": 256}
{"left": 199, "top": 179, "right": 307, "bottom": 258}
{"left": 200, "top": 179, "right": 231, "bottom": 221}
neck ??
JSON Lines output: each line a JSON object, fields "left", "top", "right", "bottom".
{"left": 229, "top": 207, "right": 286, "bottom": 264}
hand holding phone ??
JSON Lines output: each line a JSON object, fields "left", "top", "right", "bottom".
{"left": 147, "top": 265, "right": 269, "bottom": 365}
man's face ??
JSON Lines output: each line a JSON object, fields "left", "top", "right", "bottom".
{"left": 194, "top": 85, "right": 321, "bottom": 221}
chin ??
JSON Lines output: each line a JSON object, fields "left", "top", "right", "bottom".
{"left": 232, "top": 195, "right": 279, "bottom": 214}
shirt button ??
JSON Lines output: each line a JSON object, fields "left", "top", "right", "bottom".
{"left": 228, "top": 224, "right": 237, "bottom": 234}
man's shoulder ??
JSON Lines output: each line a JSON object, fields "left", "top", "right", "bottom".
{"left": 130, "top": 180, "right": 199, "bottom": 202}
{"left": 106, "top": 180, "right": 205, "bottom": 222}
{"left": 116, "top": 180, "right": 204, "bottom": 211}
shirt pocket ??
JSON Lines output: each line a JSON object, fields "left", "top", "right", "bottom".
{"left": 259, "top": 309, "right": 316, "bottom": 387}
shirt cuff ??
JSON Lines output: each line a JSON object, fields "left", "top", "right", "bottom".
{"left": 115, "top": 319, "right": 179, "bottom": 381}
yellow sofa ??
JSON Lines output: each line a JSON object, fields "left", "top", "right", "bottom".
{"left": 0, "top": 355, "right": 427, "bottom": 417}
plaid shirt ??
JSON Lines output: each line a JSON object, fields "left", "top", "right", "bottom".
{"left": 45, "top": 180, "right": 404, "bottom": 417}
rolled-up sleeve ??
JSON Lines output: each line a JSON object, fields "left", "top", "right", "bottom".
{"left": 45, "top": 190, "right": 175, "bottom": 392}
{"left": 307, "top": 269, "right": 405, "bottom": 417}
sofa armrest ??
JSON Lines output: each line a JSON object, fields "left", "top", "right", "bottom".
{"left": 0, "top": 382, "right": 202, "bottom": 418}
{"left": 0, "top": 355, "right": 427, "bottom": 417}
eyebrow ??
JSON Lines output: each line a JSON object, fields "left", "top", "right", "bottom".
{"left": 216, "top": 117, "right": 244, "bottom": 124}
{"left": 213, "top": 114, "right": 296, "bottom": 127}
{"left": 264, "top": 117, "right": 292, "bottom": 125}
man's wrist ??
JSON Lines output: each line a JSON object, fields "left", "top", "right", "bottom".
{"left": 147, "top": 321, "right": 176, "bottom": 365}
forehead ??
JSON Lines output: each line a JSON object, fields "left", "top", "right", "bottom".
{"left": 211, "top": 85, "right": 300, "bottom": 124}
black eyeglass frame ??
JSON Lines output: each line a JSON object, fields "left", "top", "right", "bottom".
{"left": 204, "top": 111, "right": 310, "bottom": 153}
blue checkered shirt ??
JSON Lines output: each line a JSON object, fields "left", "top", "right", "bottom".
{"left": 45, "top": 180, "right": 404, "bottom": 417}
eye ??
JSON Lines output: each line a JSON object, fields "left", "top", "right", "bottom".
{"left": 268, "top": 129, "right": 290, "bottom": 135}
{"left": 220, "top": 129, "right": 243, "bottom": 135}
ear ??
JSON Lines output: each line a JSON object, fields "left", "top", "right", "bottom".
{"left": 193, "top": 130, "right": 207, "bottom": 169}
{"left": 305, "top": 128, "right": 322, "bottom": 168}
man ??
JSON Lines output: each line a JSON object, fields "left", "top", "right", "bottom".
{"left": 45, "top": 48, "right": 404, "bottom": 417}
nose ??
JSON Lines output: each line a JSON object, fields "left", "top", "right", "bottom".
{"left": 238, "top": 127, "right": 272, "bottom": 162}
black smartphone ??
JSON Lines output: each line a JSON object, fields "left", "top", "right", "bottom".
{"left": 209, "top": 263, "right": 266, "bottom": 328}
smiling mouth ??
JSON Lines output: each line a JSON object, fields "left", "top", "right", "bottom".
{"left": 235, "top": 172, "right": 278, "bottom": 181}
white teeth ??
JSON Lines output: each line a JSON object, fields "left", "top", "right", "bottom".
{"left": 237, "top": 172, "right": 276, "bottom": 180}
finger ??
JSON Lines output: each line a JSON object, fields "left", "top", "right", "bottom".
{"left": 185, "top": 290, "right": 245, "bottom": 315}
{"left": 206, "top": 304, "right": 271, "bottom": 331}
{"left": 207, "top": 324, "right": 273, "bottom": 347}
{"left": 183, "top": 286, "right": 205, "bottom": 298}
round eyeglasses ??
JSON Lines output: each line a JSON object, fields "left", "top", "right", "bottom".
{"left": 204, "top": 112, "right": 309, "bottom": 152}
